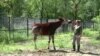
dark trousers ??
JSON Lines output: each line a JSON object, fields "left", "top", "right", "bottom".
{"left": 72, "top": 35, "right": 81, "bottom": 52}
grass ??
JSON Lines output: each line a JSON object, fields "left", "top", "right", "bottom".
{"left": 0, "top": 32, "right": 73, "bottom": 53}
{"left": 91, "top": 39, "right": 100, "bottom": 45}
{"left": 0, "top": 43, "right": 35, "bottom": 53}
{"left": 0, "top": 28, "right": 100, "bottom": 53}
{"left": 83, "top": 28, "right": 100, "bottom": 45}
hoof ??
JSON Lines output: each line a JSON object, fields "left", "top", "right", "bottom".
{"left": 48, "top": 47, "right": 49, "bottom": 49}
{"left": 34, "top": 47, "right": 37, "bottom": 50}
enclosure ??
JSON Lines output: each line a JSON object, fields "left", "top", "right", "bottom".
{"left": 0, "top": 0, "right": 100, "bottom": 56}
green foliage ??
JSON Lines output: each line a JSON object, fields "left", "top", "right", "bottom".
{"left": 0, "top": 27, "right": 28, "bottom": 44}
{"left": 83, "top": 28, "right": 100, "bottom": 45}
{"left": 0, "top": 27, "right": 9, "bottom": 44}
{"left": 10, "top": 31, "right": 28, "bottom": 43}
{"left": 55, "top": 33, "right": 72, "bottom": 48}
{"left": 83, "top": 28, "right": 99, "bottom": 38}
{"left": 92, "top": 15, "right": 100, "bottom": 30}
{"left": 92, "top": 15, "right": 100, "bottom": 40}
{"left": 92, "top": 15, "right": 100, "bottom": 23}
{"left": 0, "top": 0, "right": 100, "bottom": 20}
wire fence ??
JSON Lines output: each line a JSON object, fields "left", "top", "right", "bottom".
{"left": 0, "top": 17, "right": 95, "bottom": 39}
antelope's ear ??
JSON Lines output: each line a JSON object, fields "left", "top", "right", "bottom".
{"left": 76, "top": 20, "right": 81, "bottom": 22}
{"left": 63, "top": 19, "right": 71, "bottom": 24}
{"left": 58, "top": 18, "right": 64, "bottom": 21}
{"left": 76, "top": 20, "right": 81, "bottom": 24}
{"left": 67, "top": 19, "right": 72, "bottom": 24}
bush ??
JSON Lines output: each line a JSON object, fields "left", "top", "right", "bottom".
{"left": 11, "top": 30, "right": 28, "bottom": 43}
{"left": 0, "top": 27, "right": 29, "bottom": 44}
{"left": 83, "top": 28, "right": 100, "bottom": 45}
{"left": 0, "top": 27, "right": 9, "bottom": 44}
{"left": 96, "top": 32, "right": 100, "bottom": 40}
{"left": 92, "top": 15, "right": 100, "bottom": 40}
{"left": 83, "top": 28, "right": 99, "bottom": 39}
{"left": 92, "top": 15, "right": 100, "bottom": 31}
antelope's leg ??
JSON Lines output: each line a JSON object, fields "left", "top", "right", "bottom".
{"left": 52, "top": 35, "right": 56, "bottom": 50}
{"left": 33, "top": 34, "right": 37, "bottom": 49}
{"left": 48, "top": 35, "right": 51, "bottom": 49}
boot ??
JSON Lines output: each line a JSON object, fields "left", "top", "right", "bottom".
{"left": 77, "top": 45, "right": 80, "bottom": 52}
{"left": 72, "top": 44, "right": 76, "bottom": 51}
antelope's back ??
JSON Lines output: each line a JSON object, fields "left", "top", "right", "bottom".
{"left": 32, "top": 23, "right": 50, "bottom": 35}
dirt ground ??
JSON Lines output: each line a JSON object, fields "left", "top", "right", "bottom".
{"left": 0, "top": 37, "right": 100, "bottom": 56}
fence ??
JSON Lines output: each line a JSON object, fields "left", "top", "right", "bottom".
{"left": 0, "top": 17, "right": 95, "bottom": 41}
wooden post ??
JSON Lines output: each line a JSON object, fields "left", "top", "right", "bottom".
{"left": 8, "top": 17, "right": 11, "bottom": 44}
{"left": 13, "top": 18, "right": 14, "bottom": 40}
{"left": 27, "top": 17, "right": 29, "bottom": 38}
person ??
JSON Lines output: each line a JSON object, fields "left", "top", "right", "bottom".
{"left": 72, "top": 20, "right": 82, "bottom": 52}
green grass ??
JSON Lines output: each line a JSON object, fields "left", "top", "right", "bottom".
{"left": 91, "top": 39, "right": 100, "bottom": 45}
{"left": 0, "top": 33, "right": 73, "bottom": 53}
{"left": 0, "top": 28, "right": 100, "bottom": 53}
{"left": 83, "top": 28, "right": 100, "bottom": 45}
{"left": 0, "top": 43, "right": 35, "bottom": 53}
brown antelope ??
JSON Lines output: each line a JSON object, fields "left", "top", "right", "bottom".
{"left": 32, "top": 18, "right": 70, "bottom": 50}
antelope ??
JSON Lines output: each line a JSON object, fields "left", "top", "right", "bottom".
{"left": 32, "top": 18, "right": 70, "bottom": 50}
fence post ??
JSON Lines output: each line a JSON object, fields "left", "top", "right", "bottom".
{"left": 8, "top": 17, "right": 11, "bottom": 44}
{"left": 93, "top": 22, "right": 95, "bottom": 30}
{"left": 13, "top": 18, "right": 14, "bottom": 40}
{"left": 27, "top": 17, "right": 29, "bottom": 38}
